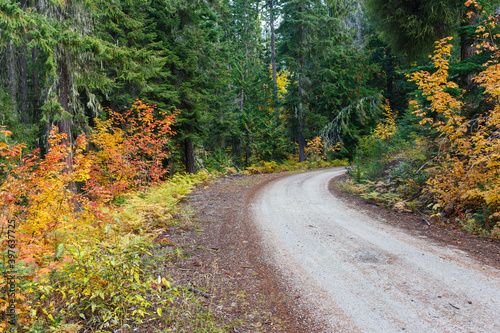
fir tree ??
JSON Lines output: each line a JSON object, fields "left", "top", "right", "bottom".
{"left": 278, "top": 0, "right": 338, "bottom": 161}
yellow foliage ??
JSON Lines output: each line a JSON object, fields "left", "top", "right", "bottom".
{"left": 305, "top": 136, "right": 326, "bottom": 162}
{"left": 268, "top": 66, "right": 290, "bottom": 115}
{"left": 409, "top": 38, "right": 464, "bottom": 139}
{"left": 88, "top": 116, "right": 136, "bottom": 198}
{"left": 408, "top": 36, "right": 500, "bottom": 227}
{"left": 244, "top": 157, "right": 348, "bottom": 175}
{"left": 269, "top": 65, "right": 290, "bottom": 99}
{"left": 0, "top": 101, "right": 179, "bottom": 329}
{"left": 0, "top": 128, "right": 95, "bottom": 269}
{"left": 246, "top": 161, "right": 278, "bottom": 174}
{"left": 467, "top": 0, "right": 500, "bottom": 59}
{"left": 373, "top": 100, "right": 398, "bottom": 140}
{"left": 106, "top": 172, "right": 212, "bottom": 236}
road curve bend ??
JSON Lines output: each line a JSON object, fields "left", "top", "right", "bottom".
{"left": 251, "top": 168, "right": 500, "bottom": 333}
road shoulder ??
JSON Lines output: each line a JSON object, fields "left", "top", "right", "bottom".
{"left": 164, "top": 172, "right": 327, "bottom": 332}
{"left": 329, "top": 174, "right": 500, "bottom": 270}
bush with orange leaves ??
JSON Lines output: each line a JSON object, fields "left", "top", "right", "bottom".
{"left": 409, "top": 29, "right": 500, "bottom": 234}
{"left": 0, "top": 128, "right": 100, "bottom": 327}
{"left": 85, "top": 100, "right": 177, "bottom": 203}
{"left": 0, "top": 101, "right": 176, "bottom": 271}
{"left": 1, "top": 128, "right": 94, "bottom": 268}
{"left": 0, "top": 101, "right": 177, "bottom": 329}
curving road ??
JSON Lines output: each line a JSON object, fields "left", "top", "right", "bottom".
{"left": 251, "top": 168, "right": 500, "bottom": 333}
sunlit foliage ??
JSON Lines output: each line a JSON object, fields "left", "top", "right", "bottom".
{"left": 409, "top": 24, "right": 500, "bottom": 232}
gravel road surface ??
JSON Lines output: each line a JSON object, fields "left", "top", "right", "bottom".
{"left": 251, "top": 168, "right": 500, "bottom": 332}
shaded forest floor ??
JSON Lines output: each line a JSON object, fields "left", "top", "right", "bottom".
{"left": 150, "top": 170, "right": 500, "bottom": 332}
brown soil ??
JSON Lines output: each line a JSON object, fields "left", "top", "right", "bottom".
{"left": 159, "top": 171, "right": 499, "bottom": 332}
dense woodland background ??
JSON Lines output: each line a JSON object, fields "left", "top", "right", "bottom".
{"left": 1, "top": 0, "right": 500, "bottom": 330}
{"left": 0, "top": 0, "right": 377, "bottom": 172}
{"left": 0, "top": 0, "right": 496, "bottom": 170}
{"left": 0, "top": 1, "right": 474, "bottom": 167}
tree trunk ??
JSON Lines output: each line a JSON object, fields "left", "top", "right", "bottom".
{"left": 297, "top": 71, "right": 307, "bottom": 163}
{"left": 57, "top": 51, "right": 71, "bottom": 143}
{"left": 461, "top": 12, "right": 477, "bottom": 85}
{"left": 185, "top": 138, "right": 196, "bottom": 174}
{"left": 17, "top": 0, "right": 29, "bottom": 124}
{"left": 297, "top": 4, "right": 306, "bottom": 163}
{"left": 245, "top": 130, "right": 250, "bottom": 166}
{"left": 20, "top": 43, "right": 29, "bottom": 125}
{"left": 32, "top": 47, "right": 40, "bottom": 117}
{"left": 57, "top": 49, "right": 78, "bottom": 194}
{"left": 240, "top": 89, "right": 244, "bottom": 111}
{"left": 355, "top": 1, "right": 363, "bottom": 44}
{"left": 240, "top": 1, "right": 248, "bottom": 114}
{"left": 269, "top": 0, "right": 279, "bottom": 124}
{"left": 298, "top": 123, "right": 305, "bottom": 162}
{"left": 6, "top": 41, "right": 17, "bottom": 112}
{"left": 460, "top": 13, "right": 476, "bottom": 61}
{"left": 232, "top": 135, "right": 241, "bottom": 157}
{"left": 386, "top": 53, "right": 394, "bottom": 98}
{"left": 32, "top": 0, "right": 40, "bottom": 118}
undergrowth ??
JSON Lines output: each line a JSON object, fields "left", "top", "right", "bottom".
{"left": 0, "top": 100, "right": 234, "bottom": 331}
{"left": 1, "top": 171, "right": 232, "bottom": 332}
{"left": 244, "top": 158, "right": 348, "bottom": 175}
{"left": 344, "top": 25, "right": 500, "bottom": 238}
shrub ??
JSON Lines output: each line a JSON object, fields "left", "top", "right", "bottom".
{"left": 347, "top": 135, "right": 391, "bottom": 182}
{"left": 46, "top": 239, "right": 174, "bottom": 330}
{"left": 86, "top": 101, "right": 177, "bottom": 203}
{"left": 409, "top": 34, "right": 500, "bottom": 231}
{"left": 0, "top": 100, "right": 180, "bottom": 329}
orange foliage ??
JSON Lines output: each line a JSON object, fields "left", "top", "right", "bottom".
{"left": 1, "top": 128, "right": 94, "bottom": 269}
{"left": 305, "top": 137, "right": 339, "bottom": 161}
{"left": 466, "top": 0, "right": 500, "bottom": 59}
{"left": 408, "top": 31, "right": 500, "bottom": 228}
{"left": 0, "top": 101, "right": 177, "bottom": 327}
{"left": 85, "top": 100, "right": 177, "bottom": 202}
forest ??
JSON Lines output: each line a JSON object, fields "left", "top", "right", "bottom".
{"left": 1, "top": 0, "right": 500, "bottom": 331}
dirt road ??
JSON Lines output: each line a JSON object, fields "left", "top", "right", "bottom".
{"left": 251, "top": 168, "right": 500, "bottom": 332}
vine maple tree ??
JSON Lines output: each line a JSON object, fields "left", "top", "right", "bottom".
{"left": 0, "top": 100, "right": 177, "bottom": 327}
{"left": 409, "top": 7, "right": 500, "bottom": 232}
{"left": 85, "top": 100, "right": 177, "bottom": 203}
{"left": 1, "top": 128, "right": 93, "bottom": 268}
{"left": 373, "top": 100, "right": 398, "bottom": 140}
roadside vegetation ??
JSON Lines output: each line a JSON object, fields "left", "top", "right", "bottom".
{"left": 345, "top": 1, "right": 500, "bottom": 239}
{"left": 0, "top": 100, "right": 229, "bottom": 331}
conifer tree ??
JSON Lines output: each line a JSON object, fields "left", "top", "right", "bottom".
{"left": 147, "top": 0, "right": 232, "bottom": 173}
{"left": 268, "top": 0, "right": 279, "bottom": 123}
{"left": 365, "top": 0, "right": 483, "bottom": 60}
{"left": 278, "top": 0, "right": 338, "bottom": 161}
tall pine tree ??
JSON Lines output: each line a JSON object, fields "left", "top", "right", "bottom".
{"left": 278, "top": 0, "right": 338, "bottom": 161}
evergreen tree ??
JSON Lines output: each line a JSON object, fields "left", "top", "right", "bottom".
{"left": 266, "top": 0, "right": 279, "bottom": 123}
{"left": 278, "top": 0, "right": 340, "bottom": 161}
{"left": 227, "top": 0, "right": 273, "bottom": 164}
{"left": 147, "top": 0, "right": 232, "bottom": 173}
{"left": 0, "top": 0, "right": 165, "bottom": 147}
{"left": 364, "top": 0, "right": 486, "bottom": 60}
{"left": 96, "top": 0, "right": 165, "bottom": 111}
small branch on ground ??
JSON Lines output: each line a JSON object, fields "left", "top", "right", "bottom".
{"left": 188, "top": 286, "right": 214, "bottom": 298}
